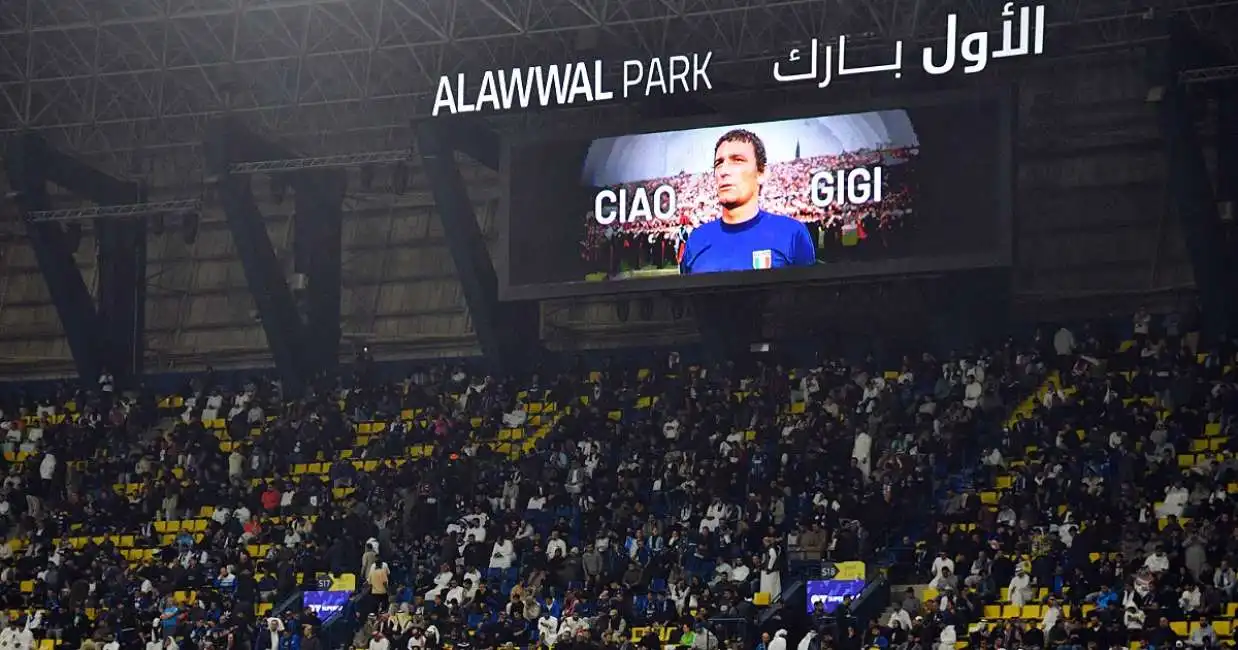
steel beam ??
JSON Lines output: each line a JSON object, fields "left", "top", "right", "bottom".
{"left": 205, "top": 117, "right": 350, "bottom": 381}
{"left": 293, "top": 167, "right": 347, "bottom": 376}
{"left": 1216, "top": 84, "right": 1238, "bottom": 279}
{"left": 1153, "top": 19, "right": 1235, "bottom": 337}
{"left": 25, "top": 132, "right": 148, "bottom": 386}
{"left": 417, "top": 119, "right": 538, "bottom": 370}
{"left": 24, "top": 198, "right": 201, "bottom": 222}
{"left": 228, "top": 150, "right": 412, "bottom": 174}
{"left": 1180, "top": 64, "right": 1238, "bottom": 83}
{"left": 3, "top": 133, "right": 149, "bottom": 384}
{"left": 4, "top": 135, "right": 104, "bottom": 383}
{"left": 204, "top": 119, "right": 311, "bottom": 395}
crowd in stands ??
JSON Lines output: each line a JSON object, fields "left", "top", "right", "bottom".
{"left": 0, "top": 327, "right": 1040, "bottom": 650}
{"left": 876, "top": 308, "right": 1238, "bottom": 649}
{"left": 580, "top": 149, "right": 915, "bottom": 275}
{"left": 4, "top": 305, "right": 1231, "bottom": 650}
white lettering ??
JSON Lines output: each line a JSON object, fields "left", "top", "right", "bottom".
{"left": 644, "top": 58, "right": 666, "bottom": 97}
{"left": 497, "top": 68, "right": 534, "bottom": 110}
{"left": 533, "top": 64, "right": 572, "bottom": 106}
{"left": 432, "top": 75, "right": 457, "bottom": 117}
{"left": 668, "top": 55, "right": 690, "bottom": 93}
{"left": 622, "top": 60, "right": 644, "bottom": 98}
{"left": 475, "top": 71, "right": 500, "bottom": 112}
{"left": 593, "top": 60, "right": 614, "bottom": 101}
{"left": 594, "top": 189, "right": 618, "bottom": 226}
{"left": 623, "top": 54, "right": 713, "bottom": 98}
{"left": 594, "top": 185, "right": 677, "bottom": 225}
{"left": 455, "top": 73, "right": 475, "bottom": 113}
{"left": 432, "top": 54, "right": 710, "bottom": 116}
{"left": 566, "top": 62, "right": 592, "bottom": 103}
{"left": 810, "top": 167, "right": 884, "bottom": 208}
{"left": 692, "top": 52, "right": 713, "bottom": 92}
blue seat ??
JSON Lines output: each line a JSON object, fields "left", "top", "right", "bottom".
{"left": 649, "top": 578, "right": 667, "bottom": 593}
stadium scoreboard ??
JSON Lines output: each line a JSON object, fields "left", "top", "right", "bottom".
{"left": 498, "top": 86, "right": 1016, "bottom": 301}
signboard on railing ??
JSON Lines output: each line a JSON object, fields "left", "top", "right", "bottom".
{"left": 305, "top": 590, "right": 351, "bottom": 624}
{"left": 807, "top": 561, "right": 868, "bottom": 614}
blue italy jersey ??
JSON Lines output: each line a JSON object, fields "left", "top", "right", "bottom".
{"left": 680, "top": 210, "right": 816, "bottom": 275}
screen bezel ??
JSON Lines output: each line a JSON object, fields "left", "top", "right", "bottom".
{"left": 498, "top": 85, "right": 1016, "bottom": 301}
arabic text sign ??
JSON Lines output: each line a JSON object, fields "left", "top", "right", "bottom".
{"left": 772, "top": 2, "right": 1046, "bottom": 86}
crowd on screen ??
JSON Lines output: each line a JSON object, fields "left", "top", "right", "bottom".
{"left": 580, "top": 148, "right": 916, "bottom": 273}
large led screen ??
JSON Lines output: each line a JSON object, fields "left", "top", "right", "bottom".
{"left": 500, "top": 89, "right": 1013, "bottom": 299}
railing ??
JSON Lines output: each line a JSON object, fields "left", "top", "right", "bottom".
{"left": 269, "top": 589, "right": 305, "bottom": 620}
{"left": 849, "top": 575, "right": 891, "bottom": 628}
{"left": 321, "top": 591, "right": 367, "bottom": 650}
{"left": 704, "top": 616, "right": 751, "bottom": 648}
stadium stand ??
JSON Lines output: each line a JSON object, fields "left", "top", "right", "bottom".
{"left": 882, "top": 318, "right": 1238, "bottom": 649}
{"left": 0, "top": 341, "right": 1047, "bottom": 650}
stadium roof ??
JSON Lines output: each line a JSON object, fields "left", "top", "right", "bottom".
{"left": 0, "top": 0, "right": 1235, "bottom": 178}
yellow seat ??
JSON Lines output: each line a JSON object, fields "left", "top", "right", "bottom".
{"left": 983, "top": 605, "right": 1002, "bottom": 619}
{"left": 753, "top": 592, "right": 771, "bottom": 606}
{"left": 1170, "top": 622, "right": 1189, "bottom": 636}
{"left": 1000, "top": 605, "right": 1020, "bottom": 619}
